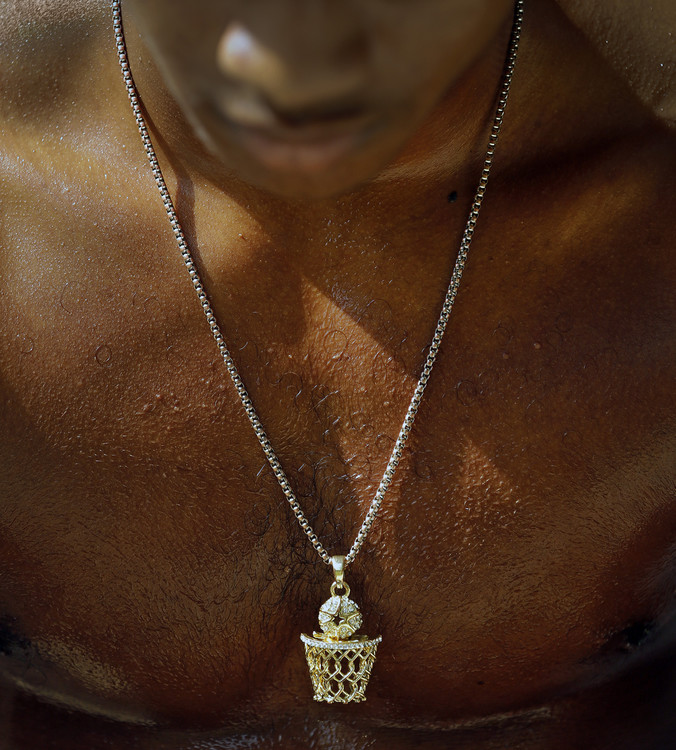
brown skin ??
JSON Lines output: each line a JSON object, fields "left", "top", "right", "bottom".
{"left": 1, "top": 0, "right": 675, "bottom": 747}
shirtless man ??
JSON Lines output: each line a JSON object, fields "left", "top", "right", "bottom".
{"left": 1, "top": 0, "right": 675, "bottom": 747}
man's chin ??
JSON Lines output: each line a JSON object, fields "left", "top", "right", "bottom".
{"left": 192, "top": 109, "right": 408, "bottom": 199}
{"left": 207, "top": 149, "right": 396, "bottom": 200}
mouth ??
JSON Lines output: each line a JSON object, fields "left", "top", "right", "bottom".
{"left": 205, "top": 97, "right": 378, "bottom": 175}
{"left": 234, "top": 125, "right": 368, "bottom": 174}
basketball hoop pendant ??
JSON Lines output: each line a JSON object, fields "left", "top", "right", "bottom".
{"left": 301, "top": 556, "right": 381, "bottom": 703}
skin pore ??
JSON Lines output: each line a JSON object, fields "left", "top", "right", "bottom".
{"left": 0, "top": 0, "right": 675, "bottom": 748}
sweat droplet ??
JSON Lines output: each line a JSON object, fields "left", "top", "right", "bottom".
{"left": 95, "top": 345, "right": 112, "bottom": 365}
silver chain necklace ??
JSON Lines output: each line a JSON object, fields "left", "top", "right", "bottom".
{"left": 112, "top": 0, "right": 523, "bottom": 704}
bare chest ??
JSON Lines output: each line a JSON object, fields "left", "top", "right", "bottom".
{"left": 0, "top": 201, "right": 674, "bottom": 739}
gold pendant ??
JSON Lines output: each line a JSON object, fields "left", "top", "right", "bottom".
{"left": 301, "top": 555, "right": 381, "bottom": 703}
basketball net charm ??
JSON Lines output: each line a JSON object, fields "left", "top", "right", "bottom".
{"left": 301, "top": 556, "right": 381, "bottom": 703}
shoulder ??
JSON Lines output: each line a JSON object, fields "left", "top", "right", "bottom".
{"left": 0, "top": 0, "right": 122, "bottom": 157}
{"left": 0, "top": 0, "right": 148, "bottom": 255}
{"left": 556, "top": 0, "right": 676, "bottom": 127}
{"left": 0, "top": 0, "right": 111, "bottom": 100}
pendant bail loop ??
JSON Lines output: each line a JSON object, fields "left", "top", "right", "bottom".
{"left": 331, "top": 555, "right": 346, "bottom": 585}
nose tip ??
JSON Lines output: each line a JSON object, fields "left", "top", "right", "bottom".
{"left": 216, "top": 21, "right": 367, "bottom": 114}
{"left": 217, "top": 24, "right": 284, "bottom": 90}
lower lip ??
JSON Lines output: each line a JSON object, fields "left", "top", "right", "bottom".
{"left": 234, "top": 126, "right": 364, "bottom": 175}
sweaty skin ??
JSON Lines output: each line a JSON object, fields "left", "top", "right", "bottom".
{"left": 0, "top": 0, "right": 675, "bottom": 748}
